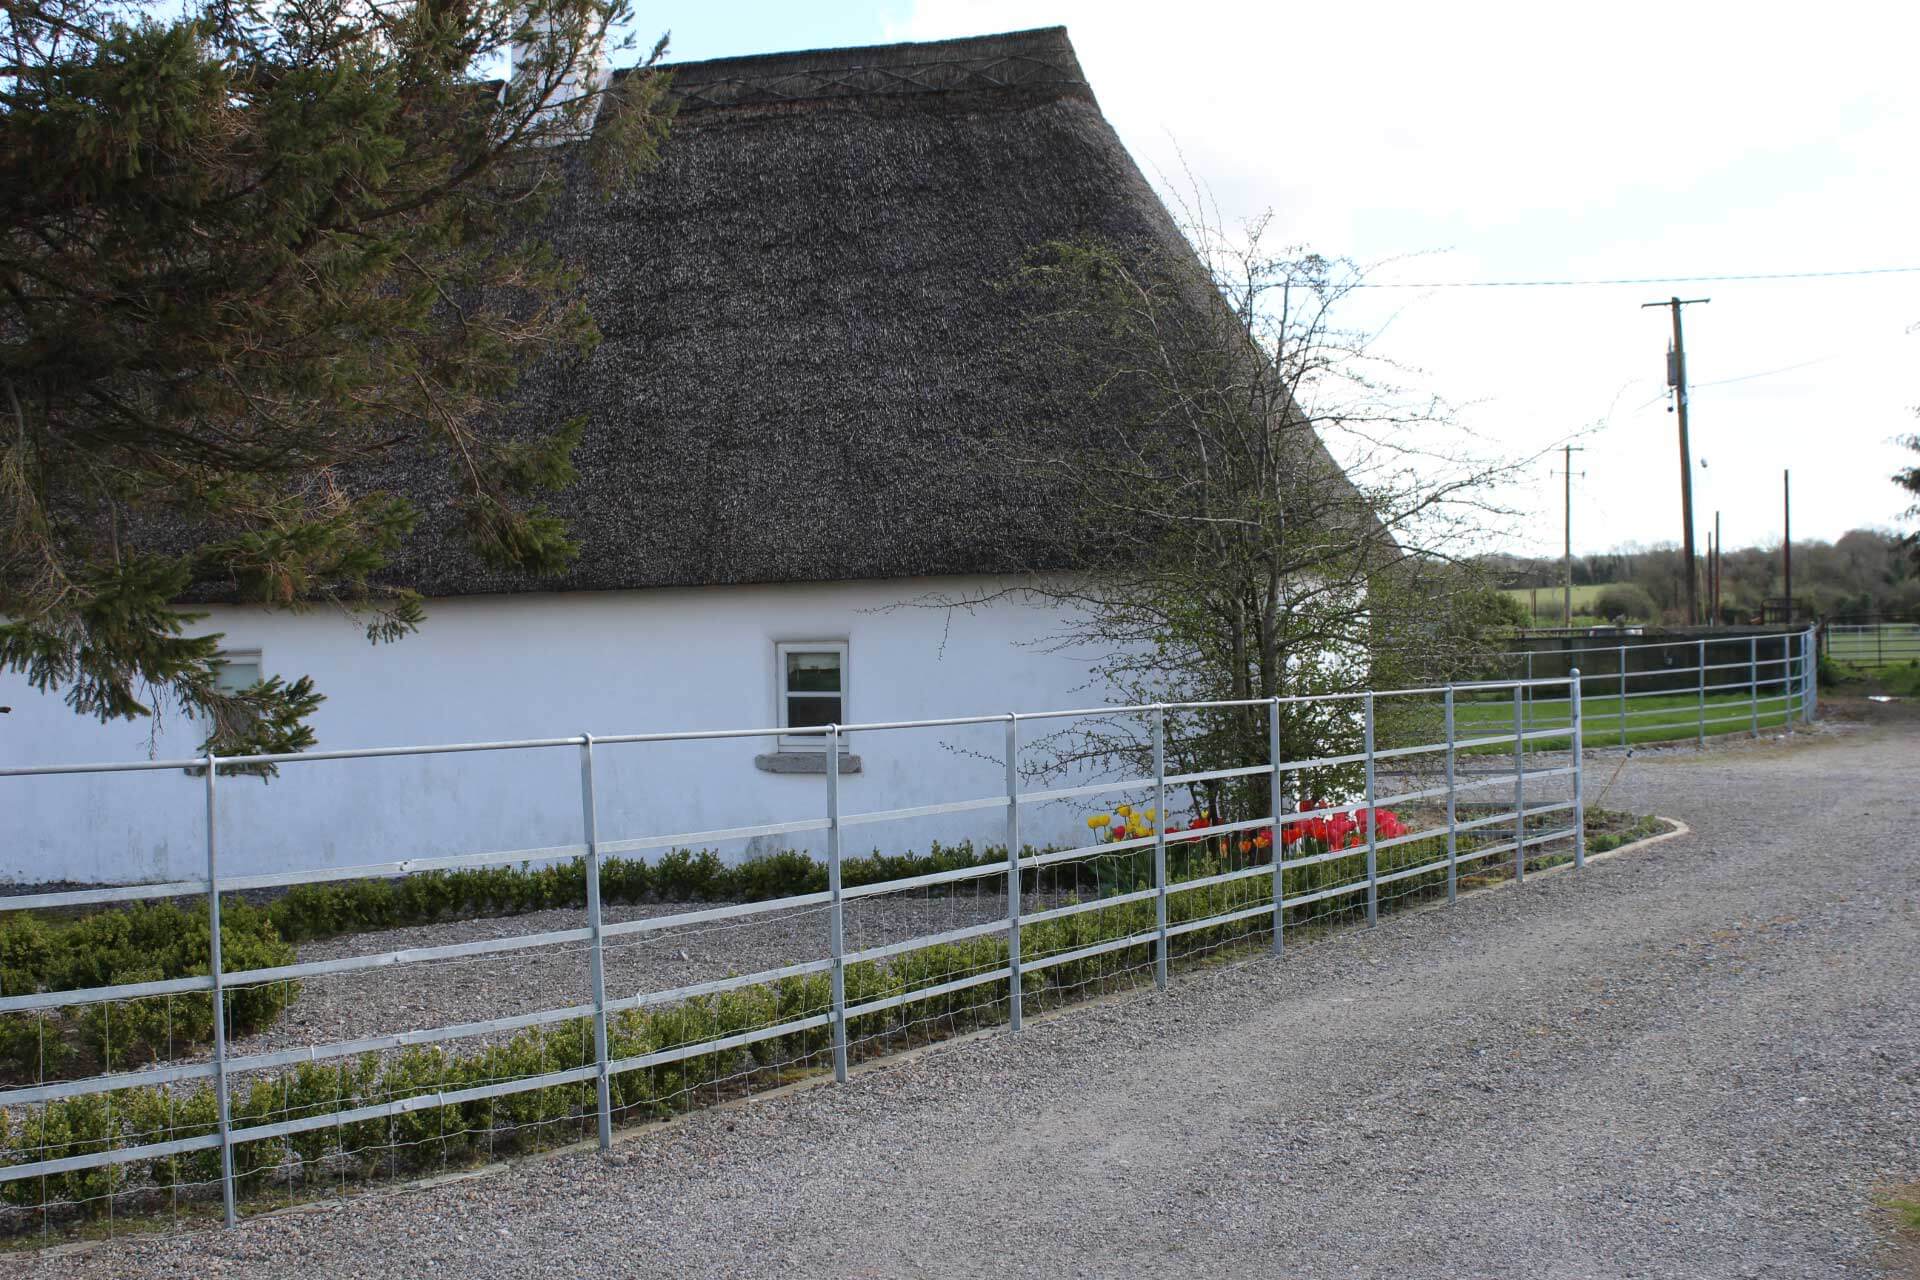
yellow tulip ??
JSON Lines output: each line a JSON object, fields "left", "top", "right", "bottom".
{"left": 1086, "top": 814, "right": 1110, "bottom": 829}
{"left": 1116, "top": 804, "right": 1133, "bottom": 817}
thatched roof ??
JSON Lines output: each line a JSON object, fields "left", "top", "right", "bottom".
{"left": 379, "top": 26, "right": 1224, "bottom": 597}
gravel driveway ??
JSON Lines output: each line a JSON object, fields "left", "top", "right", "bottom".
{"left": 19, "top": 707, "right": 1919, "bottom": 1279}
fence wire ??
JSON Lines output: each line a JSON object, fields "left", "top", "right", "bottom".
{"left": 0, "top": 635, "right": 1816, "bottom": 1241}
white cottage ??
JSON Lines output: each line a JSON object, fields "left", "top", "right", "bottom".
{"left": 1, "top": 28, "right": 1310, "bottom": 884}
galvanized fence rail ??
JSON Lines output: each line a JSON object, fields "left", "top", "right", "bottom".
{"left": 1491, "top": 627, "right": 1817, "bottom": 746}
{"left": 0, "top": 647, "right": 1816, "bottom": 1231}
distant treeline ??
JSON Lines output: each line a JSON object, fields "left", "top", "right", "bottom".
{"left": 1480, "top": 528, "right": 1918, "bottom": 622}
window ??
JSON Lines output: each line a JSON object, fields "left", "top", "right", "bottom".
{"left": 183, "top": 650, "right": 266, "bottom": 776}
{"left": 212, "top": 651, "right": 263, "bottom": 693}
{"left": 777, "top": 642, "right": 847, "bottom": 750}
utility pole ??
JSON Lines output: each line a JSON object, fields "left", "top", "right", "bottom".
{"left": 1561, "top": 444, "right": 1585, "bottom": 628}
{"left": 1712, "top": 510, "right": 1722, "bottom": 624}
{"left": 1783, "top": 470, "right": 1792, "bottom": 623}
{"left": 1643, "top": 296, "right": 1710, "bottom": 626}
{"left": 1712, "top": 521, "right": 1728, "bottom": 625}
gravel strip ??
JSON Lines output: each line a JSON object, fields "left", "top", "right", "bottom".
{"left": 222, "top": 886, "right": 1079, "bottom": 1062}
{"left": 15, "top": 706, "right": 1918, "bottom": 1279}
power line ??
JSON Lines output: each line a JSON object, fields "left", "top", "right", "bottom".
{"left": 1691, "top": 354, "right": 1835, "bottom": 389}
{"left": 1619, "top": 330, "right": 1907, "bottom": 410}
{"left": 1351, "top": 264, "right": 1920, "bottom": 289}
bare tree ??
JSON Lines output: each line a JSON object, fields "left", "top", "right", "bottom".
{"left": 943, "top": 214, "right": 1532, "bottom": 821}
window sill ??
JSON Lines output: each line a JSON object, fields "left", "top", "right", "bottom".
{"left": 754, "top": 752, "right": 862, "bottom": 775}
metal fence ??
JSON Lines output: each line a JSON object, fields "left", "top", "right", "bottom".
{"left": 0, "top": 645, "right": 1815, "bottom": 1239}
{"left": 1495, "top": 627, "right": 1817, "bottom": 747}
{"left": 1824, "top": 621, "right": 1920, "bottom": 669}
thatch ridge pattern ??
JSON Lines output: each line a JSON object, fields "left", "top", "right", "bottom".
{"left": 244, "top": 28, "right": 1210, "bottom": 601}
{"left": 656, "top": 27, "right": 1089, "bottom": 114}
{"left": 669, "top": 56, "right": 1084, "bottom": 112}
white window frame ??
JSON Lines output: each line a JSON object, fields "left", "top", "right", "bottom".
{"left": 775, "top": 641, "right": 848, "bottom": 752}
{"left": 212, "top": 649, "right": 264, "bottom": 694}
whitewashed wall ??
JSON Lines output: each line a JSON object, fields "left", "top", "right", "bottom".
{"left": 0, "top": 577, "right": 1124, "bottom": 885}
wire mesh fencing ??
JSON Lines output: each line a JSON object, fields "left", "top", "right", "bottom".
{"left": 0, "top": 653, "right": 1813, "bottom": 1242}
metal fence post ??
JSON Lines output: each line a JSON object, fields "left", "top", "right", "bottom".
{"left": 1617, "top": 643, "right": 1628, "bottom": 748}
{"left": 1004, "top": 714, "right": 1022, "bottom": 1033}
{"left": 1524, "top": 650, "right": 1534, "bottom": 732}
{"left": 1809, "top": 628, "right": 1820, "bottom": 721}
{"left": 1267, "top": 696, "right": 1284, "bottom": 955}
{"left": 1797, "top": 629, "right": 1812, "bottom": 721}
{"left": 1804, "top": 629, "right": 1820, "bottom": 721}
{"left": 1749, "top": 635, "right": 1759, "bottom": 737}
{"left": 1805, "top": 628, "right": 1817, "bottom": 723}
{"left": 1799, "top": 631, "right": 1808, "bottom": 724}
{"left": 578, "top": 734, "right": 612, "bottom": 1150}
{"left": 1803, "top": 629, "right": 1812, "bottom": 722}
{"left": 1570, "top": 669, "right": 1585, "bottom": 870}
{"left": 204, "top": 755, "right": 237, "bottom": 1228}
{"left": 1794, "top": 631, "right": 1802, "bottom": 719}
{"left": 1783, "top": 635, "right": 1795, "bottom": 734}
{"left": 1152, "top": 706, "right": 1168, "bottom": 991}
{"left": 826, "top": 724, "right": 847, "bottom": 1083}
{"left": 1444, "top": 685, "right": 1457, "bottom": 904}
{"left": 1696, "top": 638, "right": 1707, "bottom": 749}
{"left": 1799, "top": 630, "right": 1807, "bottom": 721}
{"left": 1512, "top": 685, "right": 1525, "bottom": 883}
{"left": 1363, "top": 692, "right": 1378, "bottom": 928}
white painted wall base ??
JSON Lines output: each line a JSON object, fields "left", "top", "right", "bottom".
{"left": 0, "top": 577, "right": 1117, "bottom": 885}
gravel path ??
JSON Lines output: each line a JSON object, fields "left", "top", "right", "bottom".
{"left": 19, "top": 706, "right": 1919, "bottom": 1278}
{"left": 228, "top": 888, "right": 1059, "bottom": 1062}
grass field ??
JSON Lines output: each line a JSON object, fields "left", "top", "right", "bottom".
{"left": 1502, "top": 582, "right": 1616, "bottom": 610}
{"left": 1503, "top": 582, "right": 1621, "bottom": 626}
{"left": 1453, "top": 687, "right": 1802, "bottom": 751}
{"left": 1826, "top": 657, "right": 1920, "bottom": 697}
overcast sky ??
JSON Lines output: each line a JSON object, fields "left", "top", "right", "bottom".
{"left": 642, "top": 1, "right": 1918, "bottom": 557}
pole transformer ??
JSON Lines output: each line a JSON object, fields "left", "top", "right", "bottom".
{"left": 1643, "top": 296, "right": 1709, "bottom": 626}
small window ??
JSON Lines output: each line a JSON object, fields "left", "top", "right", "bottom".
{"left": 777, "top": 642, "right": 846, "bottom": 750}
{"left": 212, "top": 651, "right": 263, "bottom": 694}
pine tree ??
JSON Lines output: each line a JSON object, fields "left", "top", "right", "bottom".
{"left": 1, "top": 0, "right": 671, "bottom": 757}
